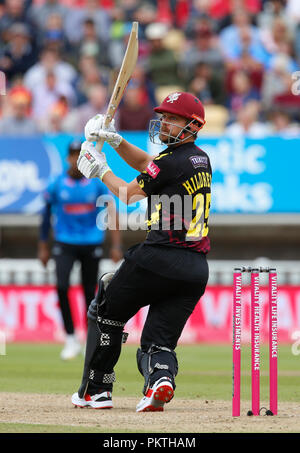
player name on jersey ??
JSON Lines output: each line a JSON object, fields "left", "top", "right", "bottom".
{"left": 182, "top": 171, "right": 212, "bottom": 195}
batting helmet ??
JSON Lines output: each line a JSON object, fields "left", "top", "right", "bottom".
{"left": 154, "top": 92, "right": 206, "bottom": 127}
{"left": 149, "top": 92, "right": 206, "bottom": 145}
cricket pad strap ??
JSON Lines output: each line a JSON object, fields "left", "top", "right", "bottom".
{"left": 78, "top": 273, "right": 128, "bottom": 398}
{"left": 136, "top": 344, "right": 178, "bottom": 395}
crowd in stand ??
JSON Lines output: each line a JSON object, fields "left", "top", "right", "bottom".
{"left": 0, "top": 0, "right": 300, "bottom": 137}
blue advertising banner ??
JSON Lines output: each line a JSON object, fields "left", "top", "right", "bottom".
{"left": 0, "top": 137, "right": 63, "bottom": 213}
{"left": 200, "top": 136, "right": 300, "bottom": 213}
{"left": 0, "top": 133, "right": 299, "bottom": 214}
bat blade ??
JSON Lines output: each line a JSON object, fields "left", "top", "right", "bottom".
{"left": 96, "top": 21, "right": 139, "bottom": 152}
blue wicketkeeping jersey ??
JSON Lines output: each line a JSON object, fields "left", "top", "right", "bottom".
{"left": 43, "top": 173, "right": 110, "bottom": 245}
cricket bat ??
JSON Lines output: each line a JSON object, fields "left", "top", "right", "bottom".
{"left": 96, "top": 21, "right": 139, "bottom": 153}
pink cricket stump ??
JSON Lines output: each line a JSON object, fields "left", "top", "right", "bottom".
{"left": 251, "top": 270, "right": 260, "bottom": 416}
{"left": 269, "top": 270, "right": 278, "bottom": 415}
{"left": 232, "top": 270, "right": 242, "bottom": 417}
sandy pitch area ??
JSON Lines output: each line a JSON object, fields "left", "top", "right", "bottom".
{"left": 1, "top": 392, "right": 300, "bottom": 433}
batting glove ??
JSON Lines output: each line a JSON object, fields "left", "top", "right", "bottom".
{"left": 97, "top": 129, "right": 123, "bottom": 150}
{"left": 84, "top": 114, "right": 123, "bottom": 149}
{"left": 84, "top": 113, "right": 105, "bottom": 141}
{"left": 77, "top": 141, "right": 111, "bottom": 180}
{"left": 84, "top": 114, "right": 117, "bottom": 141}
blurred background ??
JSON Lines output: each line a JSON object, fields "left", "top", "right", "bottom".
{"left": 0, "top": 0, "right": 299, "bottom": 345}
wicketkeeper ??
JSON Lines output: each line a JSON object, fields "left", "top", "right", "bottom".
{"left": 71, "top": 91, "right": 212, "bottom": 412}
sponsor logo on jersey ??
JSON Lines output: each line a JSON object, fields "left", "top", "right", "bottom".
{"left": 146, "top": 161, "right": 160, "bottom": 179}
{"left": 63, "top": 203, "right": 95, "bottom": 214}
{"left": 189, "top": 155, "right": 208, "bottom": 168}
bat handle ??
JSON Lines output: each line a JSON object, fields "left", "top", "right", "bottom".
{"left": 95, "top": 115, "right": 113, "bottom": 153}
{"left": 95, "top": 137, "right": 105, "bottom": 154}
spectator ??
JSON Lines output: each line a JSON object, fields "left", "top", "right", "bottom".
{"left": 39, "top": 98, "right": 69, "bottom": 134}
{"left": 0, "top": 0, "right": 5, "bottom": 53}
{"left": 225, "top": 100, "right": 271, "bottom": 137}
{"left": 108, "top": 13, "right": 135, "bottom": 68}
{"left": 120, "top": 0, "right": 140, "bottom": 22}
{"left": 30, "top": 69, "right": 76, "bottom": 123}
{"left": 0, "top": 92, "right": 4, "bottom": 119}
{"left": 169, "top": 0, "right": 190, "bottom": 29}
{"left": 74, "top": 54, "right": 105, "bottom": 106}
{"left": 258, "top": 0, "right": 294, "bottom": 32}
{"left": 261, "top": 53, "right": 296, "bottom": 109}
{"left": 62, "top": 83, "right": 108, "bottom": 133}
{"left": 286, "top": 0, "right": 300, "bottom": 61}
{"left": 225, "top": 23, "right": 268, "bottom": 69}
{"left": 186, "top": 0, "right": 262, "bottom": 29}
{"left": 219, "top": 0, "right": 262, "bottom": 18}
{"left": 180, "top": 17, "right": 224, "bottom": 81}
{"left": 189, "top": 76, "right": 213, "bottom": 105}
{"left": 163, "top": 26, "right": 186, "bottom": 58}
{"left": 184, "top": 2, "right": 218, "bottom": 40}
{"left": 133, "top": 1, "right": 157, "bottom": 42}
{"left": 286, "top": 0, "right": 300, "bottom": 25}
{"left": 70, "top": 18, "right": 111, "bottom": 69}
{"left": 109, "top": 19, "right": 152, "bottom": 70}
{"left": 227, "top": 69, "right": 260, "bottom": 121}
{"left": 152, "top": 0, "right": 173, "bottom": 26}
{"left": 41, "top": 13, "right": 70, "bottom": 55}
{"left": 219, "top": 9, "right": 262, "bottom": 61}
{"left": 0, "top": 0, "right": 5, "bottom": 23}
{"left": 130, "top": 64, "right": 157, "bottom": 108}
{"left": 109, "top": 5, "right": 126, "bottom": 40}
{"left": 188, "top": 62, "right": 225, "bottom": 105}
{"left": 0, "top": 85, "right": 38, "bottom": 135}
{"left": 224, "top": 26, "right": 265, "bottom": 94}
{"left": 267, "top": 109, "right": 300, "bottom": 136}
{"left": 64, "top": 0, "right": 111, "bottom": 46}
{"left": 260, "top": 16, "right": 295, "bottom": 65}
{"left": 272, "top": 85, "right": 300, "bottom": 118}
{"left": 0, "top": 0, "right": 34, "bottom": 43}
{"left": 144, "top": 22, "right": 183, "bottom": 89}
{"left": 0, "top": 22, "right": 38, "bottom": 82}
{"left": 217, "top": 1, "right": 263, "bottom": 31}
{"left": 24, "top": 46, "right": 77, "bottom": 92}
{"left": 28, "top": 0, "right": 68, "bottom": 33}
{"left": 0, "top": 0, "right": 299, "bottom": 138}
{"left": 118, "top": 84, "right": 153, "bottom": 131}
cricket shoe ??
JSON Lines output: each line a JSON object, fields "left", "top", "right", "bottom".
{"left": 71, "top": 391, "right": 113, "bottom": 409}
{"left": 136, "top": 377, "right": 174, "bottom": 412}
{"left": 60, "top": 334, "right": 82, "bottom": 360}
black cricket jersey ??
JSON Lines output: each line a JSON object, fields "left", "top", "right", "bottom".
{"left": 126, "top": 141, "right": 212, "bottom": 282}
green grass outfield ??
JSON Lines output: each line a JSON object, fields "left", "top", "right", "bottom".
{"left": 0, "top": 343, "right": 299, "bottom": 433}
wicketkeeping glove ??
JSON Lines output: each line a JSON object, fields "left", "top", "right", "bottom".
{"left": 84, "top": 114, "right": 123, "bottom": 149}
{"left": 77, "top": 141, "right": 111, "bottom": 180}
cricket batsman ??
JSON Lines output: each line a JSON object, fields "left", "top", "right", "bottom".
{"left": 71, "top": 91, "right": 212, "bottom": 412}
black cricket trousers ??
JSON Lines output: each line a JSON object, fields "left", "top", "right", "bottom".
{"left": 53, "top": 241, "right": 102, "bottom": 334}
{"left": 104, "top": 255, "right": 209, "bottom": 351}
